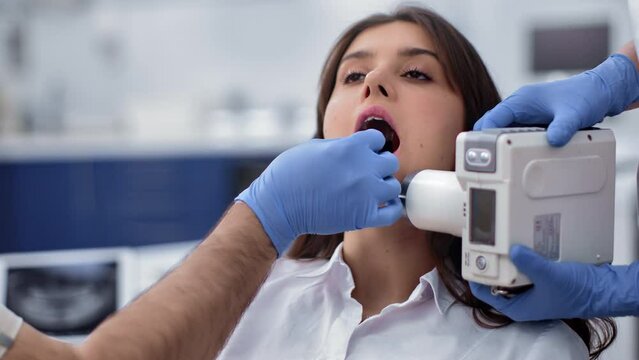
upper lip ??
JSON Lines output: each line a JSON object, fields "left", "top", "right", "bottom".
{"left": 354, "top": 105, "right": 398, "bottom": 133}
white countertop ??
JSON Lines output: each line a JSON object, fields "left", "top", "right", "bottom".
{"left": 0, "top": 131, "right": 312, "bottom": 162}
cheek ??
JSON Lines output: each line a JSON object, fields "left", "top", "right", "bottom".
{"left": 403, "top": 94, "right": 464, "bottom": 170}
{"left": 409, "top": 123, "right": 459, "bottom": 170}
{"left": 323, "top": 94, "right": 356, "bottom": 139}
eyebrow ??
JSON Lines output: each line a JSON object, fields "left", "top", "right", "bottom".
{"left": 340, "top": 47, "right": 439, "bottom": 64}
{"left": 398, "top": 47, "right": 439, "bottom": 59}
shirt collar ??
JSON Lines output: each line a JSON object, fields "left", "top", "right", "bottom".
{"left": 294, "top": 242, "right": 347, "bottom": 279}
{"left": 293, "top": 243, "right": 457, "bottom": 314}
{"left": 419, "top": 268, "right": 456, "bottom": 315}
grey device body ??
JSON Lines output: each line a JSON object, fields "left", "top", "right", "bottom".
{"left": 402, "top": 128, "right": 615, "bottom": 287}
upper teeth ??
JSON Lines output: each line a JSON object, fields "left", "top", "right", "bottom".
{"left": 365, "top": 116, "right": 385, "bottom": 122}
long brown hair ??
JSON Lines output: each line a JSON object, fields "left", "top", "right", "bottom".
{"left": 287, "top": 6, "right": 615, "bottom": 359}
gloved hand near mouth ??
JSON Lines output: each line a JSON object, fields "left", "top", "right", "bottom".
{"left": 236, "top": 129, "right": 402, "bottom": 255}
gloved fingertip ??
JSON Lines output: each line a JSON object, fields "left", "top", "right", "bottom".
{"left": 389, "top": 178, "right": 402, "bottom": 194}
{"left": 381, "top": 152, "right": 400, "bottom": 173}
{"left": 375, "top": 200, "right": 402, "bottom": 226}
{"left": 509, "top": 245, "right": 536, "bottom": 262}
{"left": 386, "top": 198, "right": 403, "bottom": 215}
{"left": 469, "top": 282, "right": 490, "bottom": 298}
{"left": 546, "top": 128, "right": 570, "bottom": 147}
{"left": 473, "top": 119, "right": 483, "bottom": 131}
{"left": 509, "top": 245, "right": 553, "bottom": 280}
{"left": 546, "top": 115, "right": 580, "bottom": 147}
{"left": 352, "top": 128, "right": 385, "bottom": 148}
{"left": 479, "top": 118, "right": 498, "bottom": 130}
{"left": 480, "top": 116, "right": 509, "bottom": 131}
{"left": 476, "top": 105, "right": 516, "bottom": 130}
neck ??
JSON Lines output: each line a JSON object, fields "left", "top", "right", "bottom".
{"left": 342, "top": 217, "right": 437, "bottom": 320}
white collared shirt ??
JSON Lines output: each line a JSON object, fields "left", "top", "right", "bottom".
{"left": 218, "top": 243, "right": 588, "bottom": 360}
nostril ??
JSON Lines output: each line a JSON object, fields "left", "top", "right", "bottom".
{"left": 378, "top": 85, "right": 388, "bottom": 97}
{"left": 365, "top": 86, "right": 371, "bottom": 98}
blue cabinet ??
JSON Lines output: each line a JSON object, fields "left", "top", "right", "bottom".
{"left": 0, "top": 155, "right": 275, "bottom": 252}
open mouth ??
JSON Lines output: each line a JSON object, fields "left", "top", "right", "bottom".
{"left": 358, "top": 117, "right": 400, "bottom": 153}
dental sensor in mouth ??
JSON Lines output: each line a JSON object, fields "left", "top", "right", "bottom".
{"left": 358, "top": 117, "right": 400, "bottom": 153}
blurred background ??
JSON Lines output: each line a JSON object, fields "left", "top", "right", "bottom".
{"left": 0, "top": 0, "right": 636, "bottom": 357}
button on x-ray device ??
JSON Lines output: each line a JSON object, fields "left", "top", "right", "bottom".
{"left": 401, "top": 128, "right": 615, "bottom": 293}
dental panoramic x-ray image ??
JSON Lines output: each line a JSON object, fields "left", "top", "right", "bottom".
{"left": 6, "top": 263, "right": 117, "bottom": 336}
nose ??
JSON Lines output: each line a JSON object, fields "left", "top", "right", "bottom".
{"left": 365, "top": 84, "right": 388, "bottom": 97}
{"left": 363, "top": 70, "right": 393, "bottom": 100}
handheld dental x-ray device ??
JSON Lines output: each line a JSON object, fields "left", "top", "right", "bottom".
{"left": 401, "top": 128, "right": 615, "bottom": 291}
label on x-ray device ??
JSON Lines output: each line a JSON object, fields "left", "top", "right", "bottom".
{"left": 533, "top": 213, "right": 560, "bottom": 260}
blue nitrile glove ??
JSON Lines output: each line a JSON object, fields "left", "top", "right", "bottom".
{"left": 474, "top": 54, "right": 639, "bottom": 146}
{"left": 236, "top": 129, "right": 402, "bottom": 255}
{"left": 470, "top": 245, "right": 639, "bottom": 321}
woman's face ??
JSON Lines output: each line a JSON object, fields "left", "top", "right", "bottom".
{"left": 323, "top": 21, "right": 464, "bottom": 181}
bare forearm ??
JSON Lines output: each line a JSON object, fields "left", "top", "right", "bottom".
{"left": 78, "top": 202, "right": 276, "bottom": 359}
{"left": 5, "top": 202, "right": 276, "bottom": 360}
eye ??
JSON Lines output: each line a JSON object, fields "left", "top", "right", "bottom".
{"left": 344, "top": 71, "right": 366, "bottom": 84}
{"left": 402, "top": 68, "right": 432, "bottom": 81}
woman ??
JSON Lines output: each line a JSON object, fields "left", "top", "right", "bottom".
{"left": 221, "top": 6, "right": 615, "bottom": 360}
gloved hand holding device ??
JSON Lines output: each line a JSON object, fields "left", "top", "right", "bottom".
{"left": 471, "top": 52, "right": 639, "bottom": 320}
{"left": 471, "top": 245, "right": 639, "bottom": 320}
{"left": 237, "top": 129, "right": 402, "bottom": 255}
{"left": 474, "top": 54, "right": 639, "bottom": 146}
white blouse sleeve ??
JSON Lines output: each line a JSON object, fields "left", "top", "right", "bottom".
{"left": 0, "top": 305, "right": 23, "bottom": 358}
